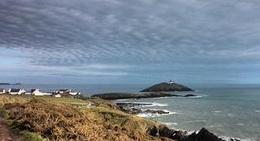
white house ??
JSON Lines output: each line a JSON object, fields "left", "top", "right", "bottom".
{"left": 9, "top": 89, "right": 26, "bottom": 95}
{"left": 0, "top": 89, "right": 6, "bottom": 94}
{"left": 69, "top": 91, "right": 80, "bottom": 95}
{"left": 54, "top": 94, "right": 61, "bottom": 97}
{"left": 31, "top": 89, "right": 45, "bottom": 96}
{"left": 58, "top": 89, "right": 70, "bottom": 94}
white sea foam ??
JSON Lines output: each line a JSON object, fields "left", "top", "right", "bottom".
{"left": 208, "top": 124, "right": 223, "bottom": 128}
{"left": 220, "top": 136, "right": 257, "bottom": 141}
{"left": 148, "top": 102, "right": 168, "bottom": 107}
{"left": 254, "top": 109, "right": 260, "bottom": 113}
{"left": 184, "top": 119, "right": 207, "bottom": 123}
{"left": 236, "top": 123, "right": 245, "bottom": 126}
{"left": 228, "top": 113, "right": 234, "bottom": 117}
{"left": 163, "top": 122, "right": 178, "bottom": 126}
{"left": 213, "top": 110, "right": 222, "bottom": 113}
{"left": 115, "top": 99, "right": 128, "bottom": 102}
{"left": 129, "top": 102, "right": 168, "bottom": 107}
{"left": 186, "top": 94, "right": 208, "bottom": 99}
{"left": 137, "top": 110, "right": 176, "bottom": 118}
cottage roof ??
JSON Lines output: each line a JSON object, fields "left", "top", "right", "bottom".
{"left": 31, "top": 89, "right": 39, "bottom": 92}
{"left": 10, "top": 89, "right": 21, "bottom": 92}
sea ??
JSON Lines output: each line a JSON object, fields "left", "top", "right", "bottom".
{"left": 1, "top": 83, "right": 260, "bottom": 141}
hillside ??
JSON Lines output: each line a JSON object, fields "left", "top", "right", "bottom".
{"left": 0, "top": 95, "right": 226, "bottom": 141}
{"left": 0, "top": 95, "right": 170, "bottom": 141}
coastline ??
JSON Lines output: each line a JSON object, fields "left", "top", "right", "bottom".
{"left": 0, "top": 93, "right": 241, "bottom": 141}
{"left": 1, "top": 86, "right": 259, "bottom": 141}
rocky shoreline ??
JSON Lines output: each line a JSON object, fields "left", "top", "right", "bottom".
{"left": 116, "top": 102, "right": 170, "bottom": 115}
{"left": 116, "top": 102, "right": 241, "bottom": 141}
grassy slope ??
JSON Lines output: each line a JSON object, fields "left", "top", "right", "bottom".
{"left": 0, "top": 95, "right": 171, "bottom": 141}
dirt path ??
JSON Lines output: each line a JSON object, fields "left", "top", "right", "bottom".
{"left": 0, "top": 117, "right": 24, "bottom": 141}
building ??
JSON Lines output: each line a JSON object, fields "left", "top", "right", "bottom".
{"left": 0, "top": 88, "right": 6, "bottom": 94}
{"left": 169, "top": 80, "right": 174, "bottom": 84}
{"left": 8, "top": 89, "right": 26, "bottom": 95}
{"left": 58, "top": 89, "right": 80, "bottom": 95}
{"left": 31, "top": 89, "right": 45, "bottom": 96}
{"left": 54, "top": 94, "right": 61, "bottom": 97}
{"left": 69, "top": 91, "right": 80, "bottom": 95}
{"left": 58, "top": 89, "right": 70, "bottom": 94}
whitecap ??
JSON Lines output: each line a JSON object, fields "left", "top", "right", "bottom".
{"left": 208, "top": 124, "right": 223, "bottom": 128}
{"left": 228, "top": 113, "right": 234, "bottom": 117}
{"left": 220, "top": 136, "right": 255, "bottom": 141}
{"left": 147, "top": 102, "right": 168, "bottom": 107}
{"left": 213, "top": 110, "right": 222, "bottom": 113}
{"left": 254, "top": 109, "right": 260, "bottom": 113}
{"left": 184, "top": 119, "right": 207, "bottom": 123}
{"left": 127, "top": 102, "right": 168, "bottom": 107}
{"left": 163, "top": 122, "right": 178, "bottom": 126}
{"left": 136, "top": 110, "right": 177, "bottom": 118}
{"left": 236, "top": 123, "right": 245, "bottom": 126}
{"left": 114, "top": 99, "right": 128, "bottom": 102}
{"left": 186, "top": 94, "right": 208, "bottom": 99}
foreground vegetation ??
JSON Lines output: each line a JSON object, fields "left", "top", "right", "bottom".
{"left": 0, "top": 95, "right": 170, "bottom": 141}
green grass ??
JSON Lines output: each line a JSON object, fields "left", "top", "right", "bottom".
{"left": 20, "top": 131, "right": 47, "bottom": 141}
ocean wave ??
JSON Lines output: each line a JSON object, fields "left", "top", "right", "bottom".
{"left": 116, "top": 102, "right": 168, "bottom": 107}
{"left": 220, "top": 136, "right": 258, "bottom": 141}
{"left": 254, "top": 109, "right": 260, "bottom": 113}
{"left": 228, "top": 113, "right": 234, "bottom": 117}
{"left": 213, "top": 110, "right": 222, "bottom": 113}
{"left": 208, "top": 124, "right": 223, "bottom": 128}
{"left": 137, "top": 110, "right": 177, "bottom": 118}
{"left": 236, "top": 123, "right": 245, "bottom": 126}
{"left": 184, "top": 119, "right": 207, "bottom": 123}
{"left": 125, "top": 102, "right": 168, "bottom": 107}
{"left": 163, "top": 122, "right": 178, "bottom": 126}
{"left": 185, "top": 94, "right": 208, "bottom": 99}
{"left": 144, "top": 102, "right": 168, "bottom": 107}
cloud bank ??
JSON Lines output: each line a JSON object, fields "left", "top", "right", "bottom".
{"left": 1, "top": 0, "right": 260, "bottom": 84}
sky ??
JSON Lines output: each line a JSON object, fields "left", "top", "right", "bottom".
{"left": 1, "top": 0, "right": 260, "bottom": 84}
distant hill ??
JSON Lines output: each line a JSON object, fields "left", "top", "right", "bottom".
{"left": 0, "top": 83, "right": 11, "bottom": 85}
{"left": 140, "top": 82, "right": 194, "bottom": 92}
{"left": 0, "top": 83, "right": 21, "bottom": 85}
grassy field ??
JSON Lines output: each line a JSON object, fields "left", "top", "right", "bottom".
{"left": 0, "top": 94, "right": 171, "bottom": 141}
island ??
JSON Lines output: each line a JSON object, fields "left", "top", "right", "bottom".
{"left": 0, "top": 83, "right": 11, "bottom": 85}
{"left": 0, "top": 83, "right": 22, "bottom": 85}
{"left": 91, "top": 81, "right": 195, "bottom": 100}
{"left": 91, "top": 92, "right": 197, "bottom": 100}
{"left": 140, "top": 81, "right": 194, "bottom": 92}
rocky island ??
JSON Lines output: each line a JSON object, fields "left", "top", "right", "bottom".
{"left": 92, "top": 82, "right": 195, "bottom": 100}
{"left": 141, "top": 81, "right": 194, "bottom": 92}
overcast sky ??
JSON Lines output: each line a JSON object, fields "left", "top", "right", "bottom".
{"left": 1, "top": 0, "right": 260, "bottom": 84}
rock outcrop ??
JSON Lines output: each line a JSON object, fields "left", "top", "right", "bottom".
{"left": 147, "top": 127, "right": 226, "bottom": 141}
{"left": 141, "top": 82, "right": 194, "bottom": 92}
{"left": 117, "top": 102, "right": 170, "bottom": 115}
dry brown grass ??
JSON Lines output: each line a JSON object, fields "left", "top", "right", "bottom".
{"left": 0, "top": 95, "right": 30, "bottom": 107}
{"left": 2, "top": 97, "right": 171, "bottom": 141}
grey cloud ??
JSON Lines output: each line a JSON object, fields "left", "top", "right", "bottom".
{"left": 1, "top": 0, "right": 260, "bottom": 83}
